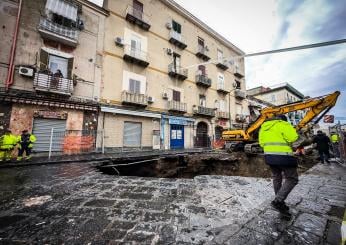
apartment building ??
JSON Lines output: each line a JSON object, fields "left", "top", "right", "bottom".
{"left": 247, "top": 83, "right": 305, "bottom": 124}
{"left": 0, "top": 0, "right": 108, "bottom": 151}
{"left": 99, "top": 0, "right": 247, "bottom": 150}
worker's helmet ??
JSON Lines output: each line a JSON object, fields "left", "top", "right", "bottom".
{"left": 276, "top": 114, "right": 287, "bottom": 121}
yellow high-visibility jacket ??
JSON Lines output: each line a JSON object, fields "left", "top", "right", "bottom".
{"left": 18, "top": 134, "right": 37, "bottom": 149}
{"left": 0, "top": 134, "right": 18, "bottom": 150}
{"left": 259, "top": 119, "right": 298, "bottom": 155}
{"left": 331, "top": 134, "right": 339, "bottom": 143}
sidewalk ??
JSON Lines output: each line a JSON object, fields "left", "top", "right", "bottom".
{"left": 0, "top": 159, "right": 344, "bottom": 244}
{"left": 0, "top": 148, "right": 210, "bottom": 169}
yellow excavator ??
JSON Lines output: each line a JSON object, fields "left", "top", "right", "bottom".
{"left": 222, "top": 91, "right": 340, "bottom": 154}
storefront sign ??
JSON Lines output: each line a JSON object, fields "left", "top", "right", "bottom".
{"left": 34, "top": 110, "right": 68, "bottom": 119}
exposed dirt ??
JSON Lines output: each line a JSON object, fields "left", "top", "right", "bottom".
{"left": 98, "top": 151, "right": 319, "bottom": 179}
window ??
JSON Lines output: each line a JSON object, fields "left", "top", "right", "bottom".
{"left": 173, "top": 53, "right": 181, "bottom": 69}
{"left": 129, "top": 79, "right": 141, "bottom": 94}
{"left": 271, "top": 94, "right": 276, "bottom": 102}
{"left": 217, "top": 49, "right": 223, "bottom": 61}
{"left": 217, "top": 73, "right": 224, "bottom": 89}
{"left": 198, "top": 65, "right": 206, "bottom": 75}
{"left": 235, "top": 80, "right": 241, "bottom": 89}
{"left": 198, "top": 37, "right": 204, "bottom": 48}
{"left": 172, "top": 90, "right": 181, "bottom": 102}
{"left": 199, "top": 95, "right": 206, "bottom": 107}
{"left": 133, "top": 0, "right": 143, "bottom": 19}
{"left": 130, "top": 34, "right": 142, "bottom": 57}
{"left": 123, "top": 122, "right": 142, "bottom": 147}
{"left": 172, "top": 20, "right": 181, "bottom": 34}
{"left": 219, "top": 100, "right": 226, "bottom": 112}
{"left": 49, "top": 55, "right": 68, "bottom": 78}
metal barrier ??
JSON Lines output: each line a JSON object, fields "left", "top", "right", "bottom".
{"left": 39, "top": 130, "right": 104, "bottom": 158}
{"left": 329, "top": 123, "right": 346, "bottom": 164}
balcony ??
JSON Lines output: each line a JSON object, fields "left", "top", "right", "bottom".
{"left": 169, "top": 30, "right": 187, "bottom": 49}
{"left": 216, "top": 59, "right": 229, "bottom": 70}
{"left": 234, "top": 66, "right": 244, "bottom": 78}
{"left": 168, "top": 100, "right": 187, "bottom": 113}
{"left": 33, "top": 72, "right": 74, "bottom": 96}
{"left": 168, "top": 63, "right": 188, "bottom": 80}
{"left": 196, "top": 74, "right": 211, "bottom": 87}
{"left": 235, "top": 114, "right": 247, "bottom": 123}
{"left": 38, "top": 18, "right": 79, "bottom": 47}
{"left": 217, "top": 111, "right": 229, "bottom": 119}
{"left": 121, "top": 91, "right": 148, "bottom": 107}
{"left": 217, "top": 84, "right": 229, "bottom": 94}
{"left": 195, "top": 46, "right": 210, "bottom": 61}
{"left": 123, "top": 45, "right": 149, "bottom": 67}
{"left": 234, "top": 89, "right": 246, "bottom": 99}
{"left": 193, "top": 106, "right": 215, "bottom": 117}
{"left": 125, "top": 5, "right": 151, "bottom": 31}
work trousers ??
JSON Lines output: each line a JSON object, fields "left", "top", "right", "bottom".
{"left": 18, "top": 146, "right": 31, "bottom": 158}
{"left": 318, "top": 149, "right": 330, "bottom": 163}
{"left": 270, "top": 166, "right": 298, "bottom": 202}
{"left": 332, "top": 143, "right": 340, "bottom": 158}
{"left": 0, "top": 149, "right": 13, "bottom": 161}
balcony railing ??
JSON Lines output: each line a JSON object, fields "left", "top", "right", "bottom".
{"left": 193, "top": 106, "right": 215, "bottom": 117}
{"left": 169, "top": 30, "right": 187, "bottom": 49}
{"left": 125, "top": 5, "right": 151, "bottom": 31}
{"left": 168, "top": 100, "right": 187, "bottom": 113}
{"left": 196, "top": 74, "right": 212, "bottom": 87}
{"left": 38, "top": 18, "right": 78, "bottom": 47}
{"left": 123, "top": 45, "right": 149, "bottom": 67}
{"left": 196, "top": 45, "right": 210, "bottom": 61}
{"left": 33, "top": 72, "right": 74, "bottom": 96}
{"left": 234, "top": 89, "right": 246, "bottom": 99}
{"left": 234, "top": 66, "right": 244, "bottom": 78}
{"left": 168, "top": 63, "right": 188, "bottom": 80}
{"left": 217, "top": 111, "right": 229, "bottom": 119}
{"left": 121, "top": 90, "right": 148, "bottom": 106}
{"left": 216, "top": 58, "right": 229, "bottom": 70}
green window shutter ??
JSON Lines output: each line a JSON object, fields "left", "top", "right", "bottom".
{"left": 177, "top": 22, "right": 181, "bottom": 34}
{"left": 39, "top": 49, "right": 49, "bottom": 71}
{"left": 67, "top": 57, "right": 74, "bottom": 79}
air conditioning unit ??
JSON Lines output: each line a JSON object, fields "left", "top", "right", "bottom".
{"left": 166, "top": 48, "right": 173, "bottom": 55}
{"left": 115, "top": 37, "right": 124, "bottom": 47}
{"left": 18, "top": 66, "right": 34, "bottom": 77}
{"left": 148, "top": 96, "right": 155, "bottom": 103}
{"left": 162, "top": 92, "right": 168, "bottom": 99}
{"left": 165, "top": 22, "right": 172, "bottom": 29}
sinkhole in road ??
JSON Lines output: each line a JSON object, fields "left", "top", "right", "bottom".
{"left": 97, "top": 152, "right": 317, "bottom": 179}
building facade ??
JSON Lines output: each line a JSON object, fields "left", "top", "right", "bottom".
{"left": 0, "top": 0, "right": 108, "bottom": 152}
{"left": 99, "top": 0, "right": 247, "bottom": 150}
{"left": 247, "top": 83, "right": 305, "bottom": 125}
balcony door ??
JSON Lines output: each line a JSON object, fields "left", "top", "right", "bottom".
{"left": 198, "top": 65, "right": 206, "bottom": 75}
{"left": 173, "top": 53, "right": 181, "bottom": 71}
{"left": 130, "top": 34, "right": 141, "bottom": 58}
{"left": 198, "top": 37, "right": 204, "bottom": 51}
{"left": 199, "top": 95, "right": 206, "bottom": 107}
{"left": 133, "top": 0, "right": 143, "bottom": 20}
{"left": 217, "top": 49, "right": 223, "bottom": 61}
{"left": 129, "top": 79, "right": 141, "bottom": 94}
{"left": 49, "top": 55, "right": 68, "bottom": 78}
{"left": 172, "top": 90, "right": 181, "bottom": 102}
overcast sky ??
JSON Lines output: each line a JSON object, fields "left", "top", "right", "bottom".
{"left": 174, "top": 0, "right": 346, "bottom": 121}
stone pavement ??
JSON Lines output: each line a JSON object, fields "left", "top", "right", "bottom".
{"left": 0, "top": 160, "right": 345, "bottom": 244}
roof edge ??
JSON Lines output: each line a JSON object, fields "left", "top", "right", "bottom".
{"left": 161, "top": 0, "right": 245, "bottom": 55}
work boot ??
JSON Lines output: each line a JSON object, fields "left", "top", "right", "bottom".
{"left": 271, "top": 199, "right": 289, "bottom": 212}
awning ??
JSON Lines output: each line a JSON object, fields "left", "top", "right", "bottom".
{"left": 101, "top": 106, "right": 161, "bottom": 119}
{"left": 162, "top": 115, "right": 195, "bottom": 125}
{"left": 46, "top": 0, "right": 78, "bottom": 21}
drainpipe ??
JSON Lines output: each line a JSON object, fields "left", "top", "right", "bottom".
{"left": 5, "top": 0, "right": 23, "bottom": 91}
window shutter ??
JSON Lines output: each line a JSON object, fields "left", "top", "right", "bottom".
{"left": 39, "top": 49, "right": 49, "bottom": 71}
{"left": 135, "top": 80, "right": 140, "bottom": 94}
{"left": 173, "top": 90, "right": 180, "bottom": 102}
{"left": 177, "top": 22, "right": 181, "bottom": 34}
{"left": 67, "top": 57, "right": 74, "bottom": 79}
{"left": 129, "top": 79, "right": 135, "bottom": 93}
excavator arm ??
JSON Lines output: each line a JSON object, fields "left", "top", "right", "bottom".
{"left": 222, "top": 91, "right": 340, "bottom": 143}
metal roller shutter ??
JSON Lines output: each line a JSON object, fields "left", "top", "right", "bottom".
{"left": 123, "top": 122, "right": 141, "bottom": 147}
{"left": 32, "top": 118, "right": 66, "bottom": 152}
